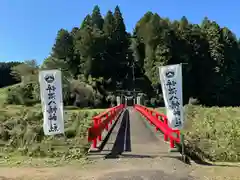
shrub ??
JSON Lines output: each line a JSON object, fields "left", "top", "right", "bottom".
{"left": 6, "top": 84, "right": 25, "bottom": 105}
{"left": 6, "top": 83, "right": 39, "bottom": 106}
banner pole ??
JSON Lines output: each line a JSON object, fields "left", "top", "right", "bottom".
{"left": 180, "top": 133, "right": 186, "bottom": 162}
{"left": 180, "top": 63, "right": 186, "bottom": 162}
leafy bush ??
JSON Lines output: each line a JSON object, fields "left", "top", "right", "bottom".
{"left": 4, "top": 77, "right": 106, "bottom": 108}
{"left": 6, "top": 83, "right": 39, "bottom": 106}
{"left": 5, "top": 85, "right": 23, "bottom": 105}
{"left": 70, "top": 80, "right": 94, "bottom": 107}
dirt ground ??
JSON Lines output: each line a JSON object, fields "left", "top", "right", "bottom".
{"left": 0, "top": 157, "right": 239, "bottom": 180}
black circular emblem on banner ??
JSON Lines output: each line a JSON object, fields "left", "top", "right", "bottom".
{"left": 165, "top": 69, "right": 175, "bottom": 78}
{"left": 44, "top": 74, "right": 55, "bottom": 83}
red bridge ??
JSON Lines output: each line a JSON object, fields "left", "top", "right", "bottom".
{"left": 86, "top": 104, "right": 192, "bottom": 180}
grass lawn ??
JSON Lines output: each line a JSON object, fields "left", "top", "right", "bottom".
{"left": 154, "top": 105, "right": 240, "bottom": 163}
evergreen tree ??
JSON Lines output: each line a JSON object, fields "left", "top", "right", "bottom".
{"left": 91, "top": 5, "right": 104, "bottom": 30}
{"left": 103, "top": 11, "right": 115, "bottom": 38}
{"left": 51, "top": 29, "right": 76, "bottom": 76}
{"left": 112, "top": 6, "right": 129, "bottom": 81}
{"left": 81, "top": 15, "right": 92, "bottom": 29}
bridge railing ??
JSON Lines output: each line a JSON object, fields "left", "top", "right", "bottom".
{"left": 88, "top": 104, "right": 125, "bottom": 148}
{"left": 134, "top": 104, "right": 180, "bottom": 149}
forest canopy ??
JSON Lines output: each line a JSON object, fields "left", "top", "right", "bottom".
{"left": 3, "top": 5, "right": 240, "bottom": 107}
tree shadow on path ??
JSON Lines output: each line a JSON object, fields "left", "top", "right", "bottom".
{"left": 105, "top": 109, "right": 131, "bottom": 159}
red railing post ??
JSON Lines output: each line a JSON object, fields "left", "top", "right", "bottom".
{"left": 105, "top": 113, "right": 109, "bottom": 131}
{"left": 113, "top": 108, "right": 116, "bottom": 121}
{"left": 163, "top": 116, "right": 168, "bottom": 141}
{"left": 170, "top": 139, "right": 175, "bottom": 148}
{"left": 98, "top": 118, "right": 102, "bottom": 141}
{"left": 164, "top": 116, "right": 168, "bottom": 125}
{"left": 155, "top": 114, "right": 159, "bottom": 132}
{"left": 93, "top": 117, "right": 98, "bottom": 148}
{"left": 93, "top": 137, "right": 97, "bottom": 148}
{"left": 175, "top": 130, "right": 180, "bottom": 140}
{"left": 110, "top": 110, "right": 113, "bottom": 125}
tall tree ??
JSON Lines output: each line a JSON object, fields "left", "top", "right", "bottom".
{"left": 91, "top": 5, "right": 104, "bottom": 30}
{"left": 52, "top": 29, "right": 74, "bottom": 60}
{"left": 103, "top": 11, "right": 115, "bottom": 38}
{"left": 113, "top": 6, "right": 126, "bottom": 41}
{"left": 102, "top": 10, "right": 116, "bottom": 79}
{"left": 112, "top": 6, "right": 129, "bottom": 80}
{"left": 81, "top": 15, "right": 92, "bottom": 29}
{"left": 75, "top": 26, "right": 104, "bottom": 78}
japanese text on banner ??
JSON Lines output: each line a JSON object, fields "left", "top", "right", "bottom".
{"left": 159, "top": 64, "right": 184, "bottom": 130}
{"left": 39, "top": 70, "right": 64, "bottom": 135}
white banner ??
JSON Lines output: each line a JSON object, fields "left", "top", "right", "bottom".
{"left": 39, "top": 69, "right": 64, "bottom": 135}
{"left": 159, "top": 64, "right": 184, "bottom": 130}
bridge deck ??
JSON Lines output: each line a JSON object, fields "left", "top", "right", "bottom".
{"left": 109, "top": 107, "right": 171, "bottom": 158}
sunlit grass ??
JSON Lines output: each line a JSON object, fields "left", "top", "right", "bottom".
{"left": 0, "top": 103, "right": 104, "bottom": 166}
{"left": 155, "top": 105, "right": 240, "bottom": 162}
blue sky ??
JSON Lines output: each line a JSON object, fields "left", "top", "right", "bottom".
{"left": 0, "top": 0, "right": 239, "bottom": 64}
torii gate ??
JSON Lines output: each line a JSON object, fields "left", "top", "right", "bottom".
{"left": 115, "top": 90, "right": 142, "bottom": 107}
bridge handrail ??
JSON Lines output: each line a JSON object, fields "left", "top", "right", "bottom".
{"left": 88, "top": 104, "right": 125, "bottom": 148}
{"left": 134, "top": 104, "right": 180, "bottom": 148}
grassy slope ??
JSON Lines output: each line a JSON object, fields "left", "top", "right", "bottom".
{"left": 155, "top": 106, "right": 240, "bottom": 162}
{"left": 0, "top": 105, "right": 105, "bottom": 166}
{"left": 0, "top": 84, "right": 106, "bottom": 166}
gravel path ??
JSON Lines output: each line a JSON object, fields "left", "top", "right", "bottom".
{"left": 0, "top": 108, "right": 239, "bottom": 180}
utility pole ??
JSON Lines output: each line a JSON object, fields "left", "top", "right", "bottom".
{"left": 132, "top": 62, "right": 135, "bottom": 92}
{"left": 132, "top": 60, "right": 136, "bottom": 104}
{"left": 130, "top": 36, "right": 138, "bottom": 105}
